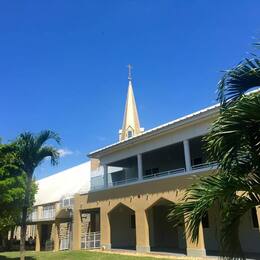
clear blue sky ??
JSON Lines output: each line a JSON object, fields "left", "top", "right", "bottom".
{"left": 1, "top": 1, "right": 260, "bottom": 179}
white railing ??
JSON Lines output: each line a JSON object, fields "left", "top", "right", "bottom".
{"left": 90, "top": 177, "right": 139, "bottom": 190}
{"left": 143, "top": 168, "right": 186, "bottom": 180}
{"left": 191, "top": 161, "right": 218, "bottom": 171}
{"left": 108, "top": 177, "right": 138, "bottom": 187}
{"left": 90, "top": 183, "right": 106, "bottom": 191}
{"left": 81, "top": 232, "right": 100, "bottom": 249}
{"left": 27, "top": 212, "right": 38, "bottom": 222}
{"left": 60, "top": 237, "right": 70, "bottom": 250}
{"left": 89, "top": 162, "right": 217, "bottom": 191}
{"left": 90, "top": 175, "right": 105, "bottom": 191}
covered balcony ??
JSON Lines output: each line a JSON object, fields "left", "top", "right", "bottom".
{"left": 142, "top": 142, "right": 186, "bottom": 180}
{"left": 90, "top": 135, "right": 217, "bottom": 191}
{"left": 189, "top": 136, "right": 217, "bottom": 170}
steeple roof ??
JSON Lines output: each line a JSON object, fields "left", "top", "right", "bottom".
{"left": 119, "top": 68, "right": 143, "bottom": 141}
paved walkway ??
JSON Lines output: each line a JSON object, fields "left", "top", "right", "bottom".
{"left": 93, "top": 248, "right": 259, "bottom": 260}
{"left": 93, "top": 248, "right": 218, "bottom": 259}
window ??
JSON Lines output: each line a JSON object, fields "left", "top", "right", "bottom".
{"left": 127, "top": 130, "right": 133, "bottom": 138}
{"left": 62, "top": 197, "right": 73, "bottom": 208}
{"left": 42, "top": 204, "right": 55, "bottom": 219}
{"left": 130, "top": 214, "right": 136, "bottom": 229}
{"left": 202, "top": 212, "right": 209, "bottom": 228}
{"left": 251, "top": 207, "right": 259, "bottom": 228}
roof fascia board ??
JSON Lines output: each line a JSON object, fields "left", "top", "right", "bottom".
{"left": 88, "top": 105, "right": 219, "bottom": 159}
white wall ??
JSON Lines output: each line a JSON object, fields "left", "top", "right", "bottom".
{"left": 100, "top": 118, "right": 212, "bottom": 165}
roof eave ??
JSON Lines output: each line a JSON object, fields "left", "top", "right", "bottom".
{"left": 88, "top": 104, "right": 219, "bottom": 159}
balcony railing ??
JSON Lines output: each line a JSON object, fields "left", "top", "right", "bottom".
{"left": 143, "top": 167, "right": 186, "bottom": 180}
{"left": 90, "top": 162, "right": 217, "bottom": 191}
{"left": 27, "top": 213, "right": 38, "bottom": 222}
{"left": 191, "top": 161, "right": 218, "bottom": 171}
{"left": 108, "top": 177, "right": 138, "bottom": 187}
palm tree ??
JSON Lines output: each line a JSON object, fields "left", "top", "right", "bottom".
{"left": 168, "top": 57, "right": 260, "bottom": 259}
{"left": 15, "top": 130, "right": 60, "bottom": 260}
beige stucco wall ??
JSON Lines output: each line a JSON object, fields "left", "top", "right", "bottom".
{"left": 73, "top": 170, "right": 211, "bottom": 255}
{"left": 72, "top": 167, "right": 260, "bottom": 256}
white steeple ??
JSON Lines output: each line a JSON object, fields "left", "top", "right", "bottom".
{"left": 119, "top": 65, "right": 144, "bottom": 141}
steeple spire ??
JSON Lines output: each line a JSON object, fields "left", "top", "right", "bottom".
{"left": 127, "top": 64, "right": 132, "bottom": 81}
{"left": 119, "top": 65, "right": 144, "bottom": 141}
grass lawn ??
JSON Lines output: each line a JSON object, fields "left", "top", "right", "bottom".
{"left": 0, "top": 250, "right": 172, "bottom": 260}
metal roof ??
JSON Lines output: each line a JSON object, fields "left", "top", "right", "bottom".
{"left": 34, "top": 161, "right": 91, "bottom": 206}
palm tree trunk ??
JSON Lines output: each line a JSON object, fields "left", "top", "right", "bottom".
{"left": 20, "top": 207, "right": 27, "bottom": 260}
{"left": 20, "top": 174, "right": 32, "bottom": 260}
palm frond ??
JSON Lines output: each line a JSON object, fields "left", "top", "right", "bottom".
{"left": 36, "top": 146, "right": 59, "bottom": 166}
{"left": 14, "top": 130, "right": 60, "bottom": 173}
{"left": 218, "top": 58, "right": 260, "bottom": 104}
{"left": 168, "top": 172, "right": 260, "bottom": 259}
{"left": 205, "top": 92, "right": 260, "bottom": 174}
{"left": 35, "top": 130, "right": 61, "bottom": 149}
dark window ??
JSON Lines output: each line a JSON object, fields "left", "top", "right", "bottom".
{"left": 202, "top": 212, "right": 209, "bottom": 228}
{"left": 130, "top": 214, "right": 136, "bottom": 229}
{"left": 127, "top": 131, "right": 133, "bottom": 138}
{"left": 251, "top": 208, "right": 259, "bottom": 228}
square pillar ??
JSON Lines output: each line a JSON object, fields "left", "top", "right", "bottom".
{"left": 183, "top": 140, "right": 192, "bottom": 172}
{"left": 185, "top": 221, "right": 206, "bottom": 257}
{"left": 35, "top": 224, "right": 41, "bottom": 252}
{"left": 103, "top": 165, "right": 108, "bottom": 188}
{"left": 72, "top": 194, "right": 81, "bottom": 250}
{"left": 53, "top": 222, "right": 60, "bottom": 251}
{"left": 135, "top": 209, "right": 150, "bottom": 253}
{"left": 137, "top": 154, "right": 143, "bottom": 181}
{"left": 100, "top": 207, "right": 111, "bottom": 250}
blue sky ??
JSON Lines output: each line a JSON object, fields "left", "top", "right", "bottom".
{"left": 1, "top": 1, "right": 260, "bottom": 179}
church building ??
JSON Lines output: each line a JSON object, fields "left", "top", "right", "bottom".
{"left": 27, "top": 68, "right": 260, "bottom": 257}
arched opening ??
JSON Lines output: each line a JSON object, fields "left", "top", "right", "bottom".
{"left": 109, "top": 203, "right": 136, "bottom": 250}
{"left": 146, "top": 198, "right": 186, "bottom": 254}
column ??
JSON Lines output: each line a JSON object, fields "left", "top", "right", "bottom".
{"left": 185, "top": 221, "right": 206, "bottom": 257}
{"left": 72, "top": 194, "right": 81, "bottom": 250}
{"left": 100, "top": 207, "right": 111, "bottom": 250}
{"left": 183, "top": 139, "right": 192, "bottom": 171}
{"left": 35, "top": 224, "right": 41, "bottom": 252}
{"left": 135, "top": 209, "right": 150, "bottom": 253}
{"left": 103, "top": 165, "right": 108, "bottom": 188}
{"left": 137, "top": 154, "right": 143, "bottom": 180}
{"left": 53, "top": 222, "right": 60, "bottom": 251}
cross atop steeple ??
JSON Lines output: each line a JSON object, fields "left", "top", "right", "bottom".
{"left": 127, "top": 64, "right": 133, "bottom": 81}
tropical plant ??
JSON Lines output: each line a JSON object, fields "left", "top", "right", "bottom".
{"left": 168, "top": 57, "right": 260, "bottom": 259}
{"left": 14, "top": 130, "right": 60, "bottom": 260}
{"left": 0, "top": 143, "right": 25, "bottom": 250}
{"left": 0, "top": 142, "right": 37, "bottom": 250}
